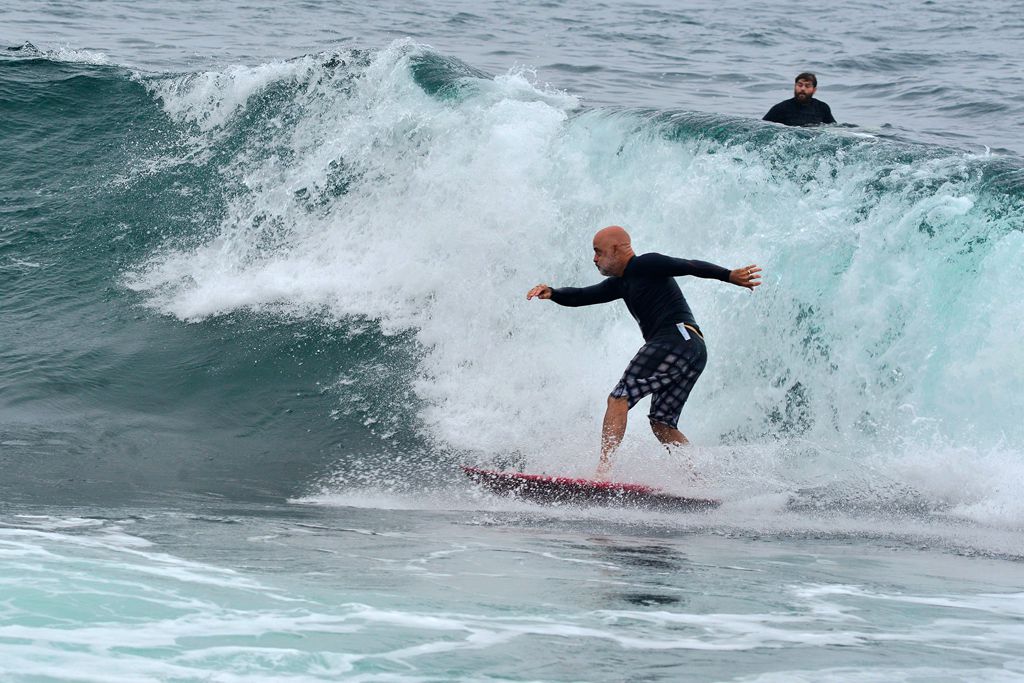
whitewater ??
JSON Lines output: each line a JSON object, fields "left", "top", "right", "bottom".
{"left": 124, "top": 41, "right": 1024, "bottom": 521}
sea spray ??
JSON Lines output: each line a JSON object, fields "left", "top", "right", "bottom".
{"left": 121, "top": 42, "right": 1024, "bottom": 522}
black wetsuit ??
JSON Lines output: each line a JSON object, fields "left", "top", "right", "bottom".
{"left": 549, "top": 253, "right": 731, "bottom": 343}
{"left": 763, "top": 97, "right": 836, "bottom": 126}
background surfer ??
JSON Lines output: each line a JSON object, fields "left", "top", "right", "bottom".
{"left": 527, "top": 226, "right": 761, "bottom": 480}
{"left": 762, "top": 72, "right": 837, "bottom": 126}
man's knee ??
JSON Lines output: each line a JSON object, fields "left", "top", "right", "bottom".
{"left": 649, "top": 418, "right": 674, "bottom": 436}
{"left": 607, "top": 395, "right": 629, "bottom": 410}
{"left": 650, "top": 418, "right": 687, "bottom": 445}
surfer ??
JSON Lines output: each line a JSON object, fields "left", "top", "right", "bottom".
{"left": 763, "top": 72, "right": 836, "bottom": 126}
{"left": 526, "top": 226, "right": 761, "bottom": 480}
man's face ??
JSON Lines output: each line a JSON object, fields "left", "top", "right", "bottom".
{"left": 593, "top": 242, "right": 619, "bottom": 276}
{"left": 794, "top": 79, "right": 817, "bottom": 102}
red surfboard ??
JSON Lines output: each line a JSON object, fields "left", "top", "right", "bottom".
{"left": 462, "top": 466, "right": 720, "bottom": 511}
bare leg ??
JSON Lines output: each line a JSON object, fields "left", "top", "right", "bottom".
{"left": 596, "top": 396, "right": 630, "bottom": 480}
{"left": 650, "top": 421, "right": 689, "bottom": 448}
{"left": 650, "top": 421, "right": 699, "bottom": 481}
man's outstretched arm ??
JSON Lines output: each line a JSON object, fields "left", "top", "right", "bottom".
{"left": 526, "top": 278, "right": 621, "bottom": 306}
{"left": 636, "top": 254, "right": 763, "bottom": 291}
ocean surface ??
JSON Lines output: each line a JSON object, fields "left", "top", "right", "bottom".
{"left": 3, "top": 1, "right": 1024, "bottom": 680}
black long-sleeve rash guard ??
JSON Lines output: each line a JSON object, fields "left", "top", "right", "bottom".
{"left": 762, "top": 97, "right": 836, "bottom": 126}
{"left": 549, "top": 253, "right": 731, "bottom": 343}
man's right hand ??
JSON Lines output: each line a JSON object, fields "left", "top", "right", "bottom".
{"left": 526, "top": 284, "right": 553, "bottom": 300}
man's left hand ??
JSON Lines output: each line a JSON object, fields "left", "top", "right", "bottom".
{"left": 729, "top": 264, "right": 762, "bottom": 290}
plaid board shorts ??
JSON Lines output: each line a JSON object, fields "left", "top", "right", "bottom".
{"left": 609, "top": 335, "right": 707, "bottom": 429}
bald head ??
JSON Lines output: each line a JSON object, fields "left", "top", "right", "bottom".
{"left": 594, "top": 225, "right": 631, "bottom": 249}
{"left": 592, "top": 225, "right": 635, "bottom": 277}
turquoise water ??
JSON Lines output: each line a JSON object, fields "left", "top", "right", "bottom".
{"left": 3, "top": 508, "right": 1024, "bottom": 681}
{"left": 3, "top": 1, "right": 1024, "bottom": 680}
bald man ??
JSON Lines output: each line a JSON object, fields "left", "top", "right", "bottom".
{"left": 527, "top": 226, "right": 761, "bottom": 480}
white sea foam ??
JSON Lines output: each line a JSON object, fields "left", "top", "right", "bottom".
{"left": 143, "top": 54, "right": 325, "bottom": 131}
{"left": 125, "top": 41, "right": 1024, "bottom": 529}
{"left": 4, "top": 516, "right": 1024, "bottom": 681}
{"left": 47, "top": 46, "right": 112, "bottom": 65}
{"left": 732, "top": 667, "right": 1024, "bottom": 683}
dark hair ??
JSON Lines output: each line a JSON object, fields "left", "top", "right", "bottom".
{"left": 795, "top": 72, "right": 817, "bottom": 87}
